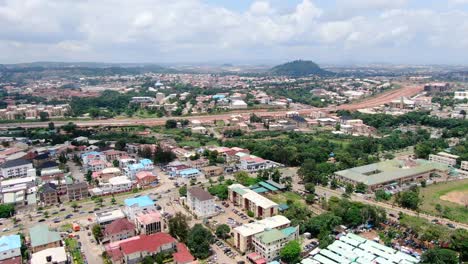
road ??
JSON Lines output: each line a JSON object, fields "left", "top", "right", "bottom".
{"left": 0, "top": 84, "right": 423, "bottom": 129}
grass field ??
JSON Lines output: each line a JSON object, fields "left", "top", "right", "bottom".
{"left": 267, "top": 191, "right": 303, "bottom": 205}
{"left": 419, "top": 179, "right": 468, "bottom": 224}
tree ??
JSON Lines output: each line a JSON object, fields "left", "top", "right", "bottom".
{"left": 43, "top": 211, "right": 49, "bottom": 218}
{"left": 215, "top": 224, "right": 230, "bottom": 239}
{"left": 85, "top": 170, "right": 93, "bottom": 183}
{"left": 153, "top": 147, "right": 176, "bottom": 164}
{"left": 305, "top": 194, "right": 315, "bottom": 204}
{"left": 450, "top": 229, "right": 468, "bottom": 262}
{"left": 168, "top": 212, "right": 190, "bottom": 242}
{"left": 70, "top": 202, "right": 78, "bottom": 212}
{"left": 345, "top": 183, "right": 354, "bottom": 195}
{"left": 187, "top": 224, "right": 213, "bottom": 259}
{"left": 115, "top": 140, "right": 126, "bottom": 151}
{"left": 355, "top": 183, "right": 368, "bottom": 194}
{"left": 111, "top": 196, "right": 116, "bottom": 205}
{"left": 179, "top": 186, "right": 187, "bottom": 197}
{"left": 280, "top": 240, "right": 301, "bottom": 264}
{"left": 165, "top": 119, "right": 178, "bottom": 129}
{"left": 140, "top": 146, "right": 153, "bottom": 159}
{"left": 234, "top": 171, "right": 256, "bottom": 186}
{"left": 421, "top": 248, "right": 459, "bottom": 264}
{"left": 375, "top": 190, "right": 392, "bottom": 201}
{"left": 247, "top": 211, "right": 254, "bottom": 218}
{"left": 58, "top": 154, "right": 67, "bottom": 164}
{"left": 396, "top": 188, "right": 421, "bottom": 210}
{"left": 0, "top": 204, "right": 15, "bottom": 218}
{"left": 39, "top": 111, "right": 49, "bottom": 121}
{"left": 94, "top": 197, "right": 104, "bottom": 207}
{"left": 305, "top": 183, "right": 315, "bottom": 194}
{"left": 92, "top": 224, "right": 103, "bottom": 242}
{"left": 113, "top": 160, "right": 119, "bottom": 167}
{"left": 48, "top": 122, "right": 55, "bottom": 130}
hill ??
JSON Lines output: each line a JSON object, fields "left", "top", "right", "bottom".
{"left": 270, "top": 60, "right": 330, "bottom": 77}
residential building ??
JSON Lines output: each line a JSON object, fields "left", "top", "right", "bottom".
{"left": 124, "top": 196, "right": 156, "bottom": 220}
{"left": 102, "top": 218, "right": 136, "bottom": 244}
{"left": 429, "top": 152, "right": 459, "bottom": 167}
{"left": 461, "top": 161, "right": 468, "bottom": 171}
{"left": 233, "top": 215, "right": 291, "bottom": 253}
{"left": 201, "top": 166, "right": 223, "bottom": 177}
{"left": 135, "top": 171, "right": 158, "bottom": 188}
{"left": 96, "top": 209, "right": 126, "bottom": 226}
{"left": 0, "top": 159, "right": 33, "bottom": 178}
{"left": 186, "top": 187, "right": 216, "bottom": 218}
{"left": 454, "top": 90, "right": 468, "bottom": 100}
{"left": 29, "top": 224, "right": 61, "bottom": 253}
{"left": 93, "top": 167, "right": 122, "bottom": 182}
{"left": 66, "top": 181, "right": 88, "bottom": 201}
{"left": 0, "top": 235, "right": 21, "bottom": 261}
{"left": 252, "top": 226, "right": 299, "bottom": 261}
{"left": 30, "top": 247, "right": 68, "bottom": 264}
{"left": 39, "top": 183, "right": 59, "bottom": 206}
{"left": 239, "top": 156, "right": 279, "bottom": 173}
{"left": 135, "top": 210, "right": 163, "bottom": 235}
{"left": 170, "top": 168, "right": 201, "bottom": 178}
{"left": 124, "top": 159, "right": 154, "bottom": 180}
{"left": 228, "top": 184, "right": 278, "bottom": 219}
{"left": 231, "top": 100, "right": 248, "bottom": 109}
{"left": 87, "top": 160, "right": 108, "bottom": 172}
{"left": 103, "top": 150, "right": 128, "bottom": 162}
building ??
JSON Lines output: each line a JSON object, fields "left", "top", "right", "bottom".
{"left": 186, "top": 187, "right": 216, "bottom": 218}
{"left": 334, "top": 159, "right": 449, "bottom": 191}
{"left": 231, "top": 100, "right": 248, "bottom": 109}
{"left": 424, "top": 82, "right": 450, "bottom": 94}
{"left": 30, "top": 247, "right": 68, "bottom": 264}
{"left": 103, "top": 150, "right": 128, "bottom": 162}
{"left": 135, "top": 210, "right": 163, "bottom": 235}
{"left": 201, "top": 166, "right": 224, "bottom": 177}
{"left": 461, "top": 161, "right": 468, "bottom": 171}
{"left": 107, "top": 176, "right": 132, "bottom": 193}
{"left": 66, "top": 181, "right": 88, "bottom": 201}
{"left": 428, "top": 152, "right": 459, "bottom": 167}
{"left": 135, "top": 171, "right": 158, "bottom": 188}
{"left": 0, "top": 235, "right": 21, "bottom": 261}
{"left": 228, "top": 184, "right": 278, "bottom": 219}
{"left": 94, "top": 167, "right": 122, "bottom": 182}
{"left": 173, "top": 243, "right": 195, "bottom": 264}
{"left": 233, "top": 215, "right": 291, "bottom": 253}
{"left": 124, "top": 196, "right": 156, "bottom": 220}
{"left": 170, "top": 168, "right": 201, "bottom": 178}
{"left": 454, "top": 90, "right": 468, "bottom": 100}
{"left": 0, "top": 159, "right": 33, "bottom": 178}
{"left": 124, "top": 159, "right": 154, "bottom": 180}
{"left": 29, "top": 224, "right": 61, "bottom": 253}
{"left": 96, "top": 209, "right": 126, "bottom": 226}
{"left": 304, "top": 232, "right": 419, "bottom": 264}
{"left": 39, "top": 183, "right": 59, "bottom": 206}
{"left": 102, "top": 218, "right": 136, "bottom": 244}
{"left": 252, "top": 226, "right": 299, "bottom": 262}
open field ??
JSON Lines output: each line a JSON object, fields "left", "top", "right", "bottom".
{"left": 266, "top": 191, "right": 303, "bottom": 205}
{"left": 419, "top": 179, "right": 468, "bottom": 224}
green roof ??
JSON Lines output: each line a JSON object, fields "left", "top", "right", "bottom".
{"left": 29, "top": 224, "right": 61, "bottom": 247}
{"left": 258, "top": 181, "right": 279, "bottom": 191}
{"left": 281, "top": 226, "right": 298, "bottom": 237}
{"left": 255, "top": 226, "right": 298, "bottom": 244}
{"left": 252, "top": 187, "right": 269, "bottom": 193}
{"left": 231, "top": 187, "right": 248, "bottom": 195}
{"left": 335, "top": 159, "right": 449, "bottom": 186}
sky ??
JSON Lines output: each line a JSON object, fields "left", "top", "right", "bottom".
{"left": 1, "top": 0, "right": 468, "bottom": 65}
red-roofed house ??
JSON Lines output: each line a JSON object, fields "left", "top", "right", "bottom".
{"left": 102, "top": 218, "right": 136, "bottom": 244}
{"left": 173, "top": 243, "right": 194, "bottom": 264}
{"left": 135, "top": 171, "right": 158, "bottom": 188}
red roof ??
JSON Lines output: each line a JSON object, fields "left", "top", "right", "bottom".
{"left": 120, "top": 233, "right": 176, "bottom": 255}
{"left": 173, "top": 243, "right": 194, "bottom": 263}
{"left": 0, "top": 257, "right": 22, "bottom": 264}
{"left": 104, "top": 218, "right": 135, "bottom": 236}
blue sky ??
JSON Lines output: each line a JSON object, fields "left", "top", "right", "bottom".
{"left": 1, "top": 0, "right": 468, "bottom": 65}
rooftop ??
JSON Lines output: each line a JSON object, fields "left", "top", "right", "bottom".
{"left": 96, "top": 209, "right": 125, "bottom": 224}
{"left": 29, "top": 224, "right": 61, "bottom": 248}
{"left": 230, "top": 184, "right": 278, "bottom": 209}
{"left": 234, "top": 215, "right": 290, "bottom": 237}
{"left": 188, "top": 186, "right": 214, "bottom": 201}
{"left": 0, "top": 234, "right": 21, "bottom": 252}
{"left": 31, "top": 247, "right": 67, "bottom": 264}
{"left": 124, "top": 196, "right": 154, "bottom": 208}
{"left": 104, "top": 218, "right": 135, "bottom": 236}
{"left": 0, "top": 159, "right": 31, "bottom": 169}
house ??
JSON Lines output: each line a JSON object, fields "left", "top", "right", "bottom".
{"left": 252, "top": 226, "right": 299, "bottom": 261}
{"left": 124, "top": 196, "right": 156, "bottom": 220}
{"left": 124, "top": 159, "right": 154, "bottom": 180}
{"left": 96, "top": 209, "right": 126, "bottom": 226}
{"left": 228, "top": 184, "right": 278, "bottom": 219}
{"left": 135, "top": 210, "right": 163, "bottom": 235}
{"left": 81, "top": 151, "right": 106, "bottom": 166}
{"left": 0, "top": 235, "right": 21, "bottom": 262}
{"left": 135, "top": 171, "right": 158, "bottom": 188}
{"left": 29, "top": 224, "right": 61, "bottom": 253}
{"left": 103, "top": 150, "right": 128, "bottom": 161}
{"left": 233, "top": 215, "right": 291, "bottom": 253}
{"left": 201, "top": 166, "right": 223, "bottom": 177}
{"left": 239, "top": 156, "right": 279, "bottom": 173}
{"left": 107, "top": 176, "right": 132, "bottom": 193}
{"left": 186, "top": 187, "right": 216, "bottom": 218}
{"left": 93, "top": 167, "right": 122, "bottom": 182}
{"left": 66, "top": 181, "right": 88, "bottom": 201}
{"left": 87, "top": 160, "right": 108, "bottom": 172}
{"left": 39, "top": 183, "right": 59, "bottom": 206}
{"left": 30, "top": 247, "right": 68, "bottom": 264}
{"left": 0, "top": 159, "right": 34, "bottom": 178}
{"left": 102, "top": 218, "right": 136, "bottom": 244}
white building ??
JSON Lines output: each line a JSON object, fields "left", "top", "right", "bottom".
{"left": 454, "top": 90, "right": 468, "bottom": 100}
{"left": 0, "top": 159, "right": 34, "bottom": 178}
{"left": 123, "top": 195, "right": 156, "bottom": 220}
{"left": 96, "top": 209, "right": 126, "bottom": 226}
{"left": 252, "top": 226, "right": 299, "bottom": 261}
{"left": 31, "top": 247, "right": 68, "bottom": 264}
{"left": 429, "top": 152, "right": 459, "bottom": 167}
{"left": 228, "top": 184, "right": 278, "bottom": 219}
{"left": 461, "top": 161, "right": 468, "bottom": 171}
{"left": 231, "top": 100, "right": 248, "bottom": 109}
{"left": 186, "top": 187, "right": 216, "bottom": 218}
{"left": 239, "top": 156, "right": 278, "bottom": 173}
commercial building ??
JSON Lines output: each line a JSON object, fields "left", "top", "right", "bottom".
{"left": 30, "top": 247, "right": 68, "bottom": 264}
{"left": 428, "top": 152, "right": 459, "bottom": 167}
{"left": 252, "top": 226, "right": 299, "bottom": 261}
{"left": 424, "top": 82, "right": 450, "bottom": 94}
{"left": 0, "top": 159, "right": 33, "bottom": 178}
{"left": 334, "top": 159, "right": 449, "bottom": 191}
{"left": 233, "top": 215, "right": 291, "bottom": 253}
{"left": 0, "top": 235, "right": 21, "bottom": 261}
{"left": 135, "top": 171, "right": 158, "bottom": 188}
{"left": 228, "top": 184, "right": 278, "bottom": 219}
{"left": 201, "top": 166, "right": 224, "bottom": 177}
{"left": 135, "top": 210, "right": 163, "bottom": 235}
{"left": 304, "top": 233, "right": 419, "bottom": 264}
{"left": 124, "top": 196, "right": 156, "bottom": 220}
{"left": 39, "top": 183, "right": 59, "bottom": 206}
{"left": 454, "top": 90, "right": 468, "bottom": 100}
{"left": 102, "top": 218, "right": 136, "bottom": 244}
{"left": 29, "top": 224, "right": 61, "bottom": 253}
{"left": 186, "top": 187, "right": 216, "bottom": 218}
{"left": 66, "top": 181, "right": 88, "bottom": 201}
{"left": 96, "top": 209, "right": 126, "bottom": 226}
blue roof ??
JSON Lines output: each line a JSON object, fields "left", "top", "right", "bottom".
{"left": 124, "top": 196, "right": 154, "bottom": 207}
{"left": 180, "top": 168, "right": 200, "bottom": 175}
{"left": 81, "top": 151, "right": 102, "bottom": 158}
{"left": 252, "top": 187, "right": 269, "bottom": 193}
{"left": 212, "top": 94, "right": 225, "bottom": 99}
{"left": 0, "top": 235, "right": 21, "bottom": 252}
{"left": 278, "top": 204, "right": 289, "bottom": 211}
{"left": 281, "top": 226, "right": 298, "bottom": 237}
{"left": 140, "top": 159, "right": 153, "bottom": 166}
{"left": 129, "top": 163, "right": 144, "bottom": 171}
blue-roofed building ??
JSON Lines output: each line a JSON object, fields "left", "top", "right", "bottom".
{"left": 171, "top": 168, "right": 201, "bottom": 178}
{"left": 124, "top": 195, "right": 156, "bottom": 220}
{"left": 124, "top": 159, "right": 154, "bottom": 180}
{"left": 212, "top": 94, "right": 226, "bottom": 100}
{"left": 0, "top": 235, "right": 21, "bottom": 261}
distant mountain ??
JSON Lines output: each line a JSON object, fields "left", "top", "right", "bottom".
{"left": 270, "top": 60, "right": 331, "bottom": 77}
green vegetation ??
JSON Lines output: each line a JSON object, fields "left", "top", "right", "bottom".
{"left": 0, "top": 204, "right": 15, "bottom": 218}
{"left": 395, "top": 186, "right": 422, "bottom": 210}
{"left": 234, "top": 171, "right": 259, "bottom": 186}
{"left": 280, "top": 240, "right": 302, "bottom": 264}
{"left": 187, "top": 224, "right": 213, "bottom": 259}
{"left": 92, "top": 224, "right": 103, "bottom": 243}
{"left": 168, "top": 212, "right": 190, "bottom": 243}
{"left": 421, "top": 248, "right": 459, "bottom": 264}
{"left": 65, "top": 238, "right": 84, "bottom": 264}
{"left": 215, "top": 224, "right": 230, "bottom": 239}
{"left": 179, "top": 185, "right": 187, "bottom": 197}
{"left": 270, "top": 60, "right": 330, "bottom": 77}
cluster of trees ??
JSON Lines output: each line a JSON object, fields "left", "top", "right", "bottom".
{"left": 0, "top": 204, "right": 15, "bottom": 218}
{"left": 395, "top": 186, "right": 422, "bottom": 210}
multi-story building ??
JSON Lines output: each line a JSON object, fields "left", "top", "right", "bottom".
{"left": 454, "top": 90, "right": 468, "bottom": 100}
{"left": 0, "top": 235, "right": 21, "bottom": 262}
{"left": 30, "top": 247, "right": 68, "bottom": 264}
{"left": 186, "top": 187, "right": 216, "bottom": 218}
{"left": 102, "top": 150, "right": 128, "bottom": 161}
{"left": 233, "top": 215, "right": 291, "bottom": 253}
{"left": 252, "top": 226, "right": 299, "bottom": 261}
{"left": 201, "top": 166, "right": 223, "bottom": 177}
{"left": 124, "top": 159, "right": 154, "bottom": 180}
{"left": 124, "top": 196, "right": 156, "bottom": 220}
{"left": 239, "top": 156, "right": 278, "bottom": 172}
{"left": 96, "top": 209, "right": 126, "bottom": 226}
{"left": 228, "top": 184, "right": 278, "bottom": 219}
{"left": 424, "top": 83, "right": 450, "bottom": 94}
{"left": 29, "top": 224, "right": 61, "bottom": 253}
{"left": 0, "top": 159, "right": 34, "bottom": 178}
{"left": 66, "top": 182, "right": 88, "bottom": 201}
{"left": 461, "top": 161, "right": 468, "bottom": 171}
{"left": 102, "top": 218, "right": 136, "bottom": 244}
{"left": 429, "top": 152, "right": 459, "bottom": 167}
{"left": 135, "top": 171, "right": 158, "bottom": 188}
{"left": 39, "top": 183, "right": 59, "bottom": 206}
{"left": 135, "top": 210, "right": 163, "bottom": 235}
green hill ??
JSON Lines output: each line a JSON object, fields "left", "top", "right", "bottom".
{"left": 270, "top": 60, "right": 330, "bottom": 77}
